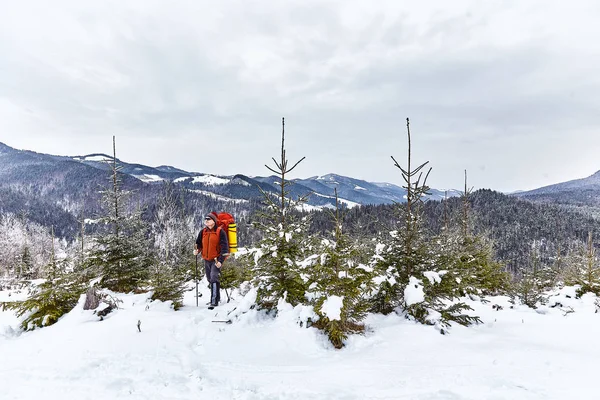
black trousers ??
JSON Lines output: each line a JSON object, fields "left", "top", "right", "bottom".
{"left": 204, "top": 260, "right": 221, "bottom": 284}
{"left": 204, "top": 260, "right": 221, "bottom": 305}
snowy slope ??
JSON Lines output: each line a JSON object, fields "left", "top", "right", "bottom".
{"left": 1, "top": 285, "right": 599, "bottom": 399}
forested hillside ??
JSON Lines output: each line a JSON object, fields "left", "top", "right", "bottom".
{"left": 308, "top": 189, "right": 600, "bottom": 273}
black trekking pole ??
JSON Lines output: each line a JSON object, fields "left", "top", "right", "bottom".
{"left": 195, "top": 254, "right": 198, "bottom": 307}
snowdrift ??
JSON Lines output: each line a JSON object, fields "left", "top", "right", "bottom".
{"left": 1, "top": 285, "right": 599, "bottom": 399}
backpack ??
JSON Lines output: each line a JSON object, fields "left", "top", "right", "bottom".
{"left": 214, "top": 212, "right": 237, "bottom": 257}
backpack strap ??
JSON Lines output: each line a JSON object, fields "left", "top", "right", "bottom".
{"left": 215, "top": 226, "right": 230, "bottom": 260}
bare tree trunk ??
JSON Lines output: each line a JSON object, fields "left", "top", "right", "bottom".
{"left": 83, "top": 286, "right": 100, "bottom": 310}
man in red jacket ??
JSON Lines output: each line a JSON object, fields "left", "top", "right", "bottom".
{"left": 194, "top": 212, "right": 228, "bottom": 308}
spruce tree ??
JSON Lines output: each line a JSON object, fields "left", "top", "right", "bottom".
{"left": 563, "top": 232, "right": 600, "bottom": 297}
{"left": 246, "top": 118, "right": 310, "bottom": 310}
{"left": 372, "top": 118, "right": 432, "bottom": 315}
{"left": 87, "top": 137, "right": 151, "bottom": 293}
{"left": 309, "top": 189, "right": 374, "bottom": 348}
{"left": 374, "top": 118, "right": 480, "bottom": 330}
{"left": 434, "top": 171, "right": 510, "bottom": 298}
{"left": 511, "top": 242, "right": 546, "bottom": 308}
{"left": 2, "top": 229, "right": 84, "bottom": 330}
{"left": 18, "top": 246, "right": 34, "bottom": 280}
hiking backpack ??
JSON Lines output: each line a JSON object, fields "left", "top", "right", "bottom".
{"left": 214, "top": 212, "right": 237, "bottom": 257}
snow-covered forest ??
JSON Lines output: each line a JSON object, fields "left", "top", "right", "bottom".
{"left": 2, "top": 122, "right": 600, "bottom": 399}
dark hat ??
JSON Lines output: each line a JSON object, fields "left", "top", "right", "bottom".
{"left": 205, "top": 212, "right": 218, "bottom": 224}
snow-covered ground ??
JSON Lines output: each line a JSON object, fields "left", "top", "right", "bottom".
{"left": 1, "top": 285, "right": 598, "bottom": 399}
{"left": 133, "top": 174, "right": 165, "bottom": 183}
{"left": 174, "top": 175, "right": 230, "bottom": 185}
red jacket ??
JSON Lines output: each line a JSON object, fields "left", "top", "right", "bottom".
{"left": 196, "top": 227, "right": 228, "bottom": 262}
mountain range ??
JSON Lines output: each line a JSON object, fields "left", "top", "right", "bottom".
{"left": 3, "top": 140, "right": 600, "bottom": 246}
{"left": 4, "top": 140, "right": 600, "bottom": 273}
{"left": 513, "top": 170, "right": 600, "bottom": 209}
{"left": 0, "top": 142, "right": 461, "bottom": 210}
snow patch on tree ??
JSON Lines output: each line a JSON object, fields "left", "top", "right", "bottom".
{"left": 276, "top": 294, "right": 316, "bottom": 327}
{"left": 423, "top": 271, "right": 444, "bottom": 284}
{"left": 321, "top": 295, "right": 344, "bottom": 321}
{"left": 404, "top": 277, "right": 425, "bottom": 306}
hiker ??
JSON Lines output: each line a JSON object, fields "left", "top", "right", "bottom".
{"left": 194, "top": 212, "right": 228, "bottom": 307}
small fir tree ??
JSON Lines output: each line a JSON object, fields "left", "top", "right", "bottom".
{"left": 2, "top": 229, "right": 84, "bottom": 330}
{"left": 87, "top": 137, "right": 152, "bottom": 293}
{"left": 245, "top": 118, "right": 310, "bottom": 310}
{"left": 374, "top": 118, "right": 480, "bottom": 330}
{"left": 18, "top": 245, "right": 34, "bottom": 280}
{"left": 563, "top": 232, "right": 600, "bottom": 297}
{"left": 434, "top": 171, "right": 510, "bottom": 298}
{"left": 511, "top": 241, "right": 546, "bottom": 308}
{"left": 309, "top": 189, "right": 374, "bottom": 348}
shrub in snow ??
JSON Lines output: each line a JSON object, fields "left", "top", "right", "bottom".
{"left": 275, "top": 295, "right": 317, "bottom": 328}
{"left": 510, "top": 242, "right": 550, "bottom": 308}
{"left": 1, "top": 242, "right": 84, "bottom": 331}
{"left": 562, "top": 232, "right": 600, "bottom": 297}
{"left": 219, "top": 254, "right": 253, "bottom": 303}
{"left": 433, "top": 230, "right": 511, "bottom": 298}
{"left": 307, "top": 195, "right": 374, "bottom": 348}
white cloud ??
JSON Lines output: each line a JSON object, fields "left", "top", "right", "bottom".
{"left": 1, "top": 1, "right": 600, "bottom": 192}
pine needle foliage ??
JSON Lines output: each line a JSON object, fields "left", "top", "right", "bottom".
{"left": 246, "top": 118, "right": 310, "bottom": 310}
{"left": 2, "top": 230, "right": 84, "bottom": 330}
{"left": 511, "top": 242, "right": 547, "bottom": 308}
{"left": 563, "top": 232, "right": 600, "bottom": 297}
{"left": 374, "top": 119, "right": 482, "bottom": 329}
{"left": 309, "top": 189, "right": 374, "bottom": 348}
{"left": 18, "top": 246, "right": 34, "bottom": 280}
{"left": 434, "top": 171, "right": 510, "bottom": 297}
{"left": 87, "top": 137, "right": 152, "bottom": 293}
{"left": 373, "top": 118, "right": 433, "bottom": 314}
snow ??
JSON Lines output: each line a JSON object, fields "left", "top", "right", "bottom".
{"left": 190, "top": 190, "right": 249, "bottom": 204}
{"left": 423, "top": 271, "right": 443, "bottom": 284}
{"left": 337, "top": 198, "right": 360, "bottom": 209}
{"left": 312, "top": 192, "right": 361, "bottom": 209}
{"left": 1, "top": 286, "right": 600, "bottom": 399}
{"left": 354, "top": 185, "right": 366, "bottom": 191}
{"left": 74, "top": 155, "right": 111, "bottom": 162}
{"left": 295, "top": 203, "right": 323, "bottom": 212}
{"left": 134, "top": 174, "right": 164, "bottom": 182}
{"left": 404, "top": 276, "right": 425, "bottom": 305}
{"left": 174, "top": 175, "right": 230, "bottom": 185}
{"left": 230, "top": 177, "right": 251, "bottom": 186}
{"left": 321, "top": 295, "right": 344, "bottom": 320}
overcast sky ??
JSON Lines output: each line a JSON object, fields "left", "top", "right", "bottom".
{"left": 1, "top": 1, "right": 600, "bottom": 193}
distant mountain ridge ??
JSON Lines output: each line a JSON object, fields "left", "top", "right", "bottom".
{"left": 513, "top": 170, "right": 600, "bottom": 208}
{"left": 0, "top": 141, "right": 467, "bottom": 241}
{"left": 1, "top": 142, "right": 461, "bottom": 207}
{"left": 4, "top": 141, "right": 600, "bottom": 274}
